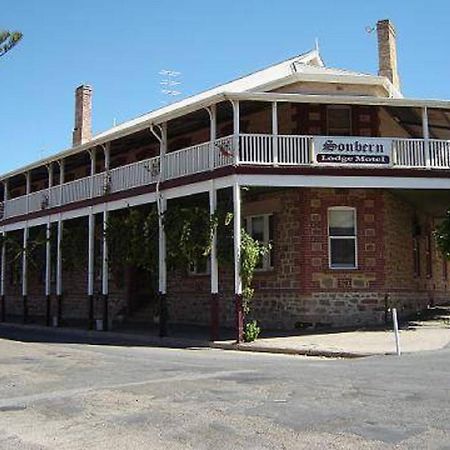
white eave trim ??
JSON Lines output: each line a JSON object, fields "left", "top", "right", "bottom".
{"left": 225, "top": 91, "right": 450, "bottom": 109}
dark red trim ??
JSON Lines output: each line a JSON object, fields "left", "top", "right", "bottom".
{"left": 210, "top": 293, "right": 219, "bottom": 341}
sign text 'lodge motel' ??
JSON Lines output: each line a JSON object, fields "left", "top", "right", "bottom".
{"left": 313, "top": 136, "right": 392, "bottom": 166}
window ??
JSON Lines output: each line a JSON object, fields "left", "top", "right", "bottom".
{"left": 328, "top": 207, "right": 357, "bottom": 269}
{"left": 245, "top": 214, "right": 274, "bottom": 270}
{"left": 327, "top": 106, "right": 352, "bottom": 136}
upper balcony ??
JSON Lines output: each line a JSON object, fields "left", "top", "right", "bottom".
{"left": 2, "top": 132, "right": 450, "bottom": 221}
{"left": 2, "top": 98, "right": 450, "bottom": 222}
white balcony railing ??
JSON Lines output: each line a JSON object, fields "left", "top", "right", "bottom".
{"left": 3, "top": 133, "right": 450, "bottom": 221}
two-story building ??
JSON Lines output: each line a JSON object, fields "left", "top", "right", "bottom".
{"left": 1, "top": 19, "right": 450, "bottom": 341}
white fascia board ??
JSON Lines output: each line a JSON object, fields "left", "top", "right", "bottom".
{"left": 236, "top": 174, "right": 450, "bottom": 190}
{"left": 226, "top": 91, "right": 450, "bottom": 109}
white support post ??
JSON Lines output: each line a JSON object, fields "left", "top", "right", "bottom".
{"left": 47, "top": 163, "right": 54, "bottom": 189}
{"left": 1, "top": 229, "right": 6, "bottom": 321}
{"left": 158, "top": 195, "right": 167, "bottom": 296}
{"left": 158, "top": 190, "right": 167, "bottom": 337}
{"left": 89, "top": 148, "right": 96, "bottom": 198}
{"left": 88, "top": 211, "right": 95, "bottom": 298}
{"left": 22, "top": 227, "right": 28, "bottom": 297}
{"left": 45, "top": 222, "right": 51, "bottom": 298}
{"left": 101, "top": 210, "right": 108, "bottom": 297}
{"left": 101, "top": 208, "right": 109, "bottom": 331}
{"left": 45, "top": 219, "right": 51, "bottom": 326}
{"left": 22, "top": 226, "right": 29, "bottom": 322}
{"left": 209, "top": 181, "right": 219, "bottom": 341}
{"left": 3, "top": 180, "right": 8, "bottom": 219}
{"left": 232, "top": 100, "right": 240, "bottom": 166}
{"left": 210, "top": 183, "right": 218, "bottom": 295}
{"left": 233, "top": 180, "right": 243, "bottom": 342}
{"left": 56, "top": 220, "right": 63, "bottom": 297}
{"left": 208, "top": 105, "right": 217, "bottom": 170}
{"left": 58, "top": 160, "right": 65, "bottom": 206}
{"left": 272, "top": 102, "right": 279, "bottom": 166}
{"left": 55, "top": 218, "right": 63, "bottom": 326}
{"left": 422, "top": 107, "right": 431, "bottom": 167}
{"left": 160, "top": 123, "right": 167, "bottom": 181}
{"left": 0, "top": 231, "right": 5, "bottom": 297}
{"left": 103, "top": 143, "right": 111, "bottom": 171}
{"left": 25, "top": 172, "right": 31, "bottom": 214}
{"left": 392, "top": 307, "right": 401, "bottom": 356}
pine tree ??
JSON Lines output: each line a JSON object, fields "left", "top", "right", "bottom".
{"left": 0, "top": 31, "right": 23, "bottom": 58}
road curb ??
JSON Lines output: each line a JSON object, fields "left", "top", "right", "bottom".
{"left": 210, "top": 342, "right": 375, "bottom": 358}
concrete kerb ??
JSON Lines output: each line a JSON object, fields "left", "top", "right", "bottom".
{"left": 210, "top": 341, "right": 375, "bottom": 359}
{"left": 0, "top": 322, "right": 381, "bottom": 358}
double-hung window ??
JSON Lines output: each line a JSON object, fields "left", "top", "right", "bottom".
{"left": 245, "top": 214, "right": 274, "bottom": 270}
{"left": 328, "top": 207, "right": 357, "bottom": 269}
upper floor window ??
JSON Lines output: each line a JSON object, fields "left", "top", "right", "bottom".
{"left": 327, "top": 106, "right": 352, "bottom": 136}
{"left": 328, "top": 207, "right": 357, "bottom": 269}
{"left": 245, "top": 214, "right": 274, "bottom": 271}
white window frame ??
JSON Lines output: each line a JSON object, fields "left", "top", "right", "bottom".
{"left": 245, "top": 214, "right": 273, "bottom": 271}
{"left": 328, "top": 206, "right": 358, "bottom": 270}
{"left": 327, "top": 105, "right": 352, "bottom": 136}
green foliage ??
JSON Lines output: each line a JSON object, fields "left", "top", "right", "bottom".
{"left": 0, "top": 31, "right": 23, "bottom": 58}
{"left": 240, "top": 230, "right": 270, "bottom": 314}
{"left": 61, "top": 223, "right": 88, "bottom": 271}
{"left": 164, "top": 205, "right": 216, "bottom": 271}
{"left": 244, "top": 320, "right": 260, "bottom": 342}
{"left": 434, "top": 210, "right": 450, "bottom": 260}
{"left": 106, "top": 207, "right": 159, "bottom": 274}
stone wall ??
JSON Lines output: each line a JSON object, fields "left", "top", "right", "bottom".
{"left": 3, "top": 187, "right": 448, "bottom": 330}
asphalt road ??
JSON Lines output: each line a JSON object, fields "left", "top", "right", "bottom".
{"left": 0, "top": 326, "right": 448, "bottom": 449}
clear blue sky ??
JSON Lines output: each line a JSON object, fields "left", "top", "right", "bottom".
{"left": 1, "top": 0, "right": 449, "bottom": 173}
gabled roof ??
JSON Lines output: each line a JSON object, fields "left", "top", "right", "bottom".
{"left": 95, "top": 49, "right": 326, "bottom": 140}
{"left": 0, "top": 47, "right": 441, "bottom": 180}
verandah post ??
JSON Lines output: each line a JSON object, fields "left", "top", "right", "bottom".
{"left": 422, "top": 106, "right": 431, "bottom": 167}
{"left": 209, "top": 181, "right": 219, "bottom": 341}
{"left": 233, "top": 180, "right": 244, "bottom": 343}
{"left": 56, "top": 218, "right": 63, "bottom": 326}
{"left": 157, "top": 122, "right": 168, "bottom": 338}
{"left": 102, "top": 209, "right": 109, "bottom": 331}
{"left": 232, "top": 100, "right": 240, "bottom": 166}
{"left": 45, "top": 164, "right": 53, "bottom": 326}
{"left": 87, "top": 148, "right": 97, "bottom": 329}
{"left": 22, "top": 226, "right": 29, "bottom": 324}
{"left": 1, "top": 230, "right": 6, "bottom": 322}
{"left": 272, "top": 101, "right": 279, "bottom": 166}
{"left": 45, "top": 221, "right": 51, "bottom": 326}
{"left": 87, "top": 209, "right": 95, "bottom": 329}
{"left": 101, "top": 143, "right": 110, "bottom": 331}
{"left": 158, "top": 193, "right": 167, "bottom": 337}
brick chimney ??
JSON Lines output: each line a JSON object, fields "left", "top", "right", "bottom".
{"left": 377, "top": 19, "right": 400, "bottom": 92}
{"left": 72, "top": 84, "right": 92, "bottom": 146}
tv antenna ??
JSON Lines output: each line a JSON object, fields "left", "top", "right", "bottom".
{"left": 159, "top": 69, "right": 182, "bottom": 104}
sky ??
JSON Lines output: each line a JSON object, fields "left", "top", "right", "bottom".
{"left": 1, "top": 0, "right": 450, "bottom": 174}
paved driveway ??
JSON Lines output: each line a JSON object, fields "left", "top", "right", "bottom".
{"left": 0, "top": 326, "right": 448, "bottom": 449}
